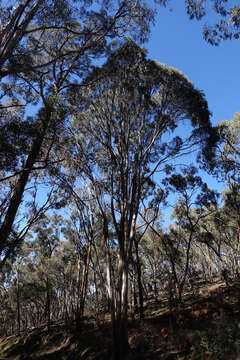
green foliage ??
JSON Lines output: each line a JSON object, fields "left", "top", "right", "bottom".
{"left": 0, "top": 3, "right": 239, "bottom": 359}
{"left": 70, "top": 39, "right": 214, "bottom": 193}
{"left": 217, "top": 111, "right": 240, "bottom": 180}
{"left": 0, "top": 118, "right": 35, "bottom": 173}
{"left": 192, "top": 316, "right": 238, "bottom": 359}
{"left": 0, "top": 0, "right": 166, "bottom": 265}
{"left": 183, "top": 0, "right": 240, "bottom": 45}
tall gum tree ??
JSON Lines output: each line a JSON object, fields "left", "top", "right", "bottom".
{"left": 214, "top": 112, "right": 240, "bottom": 274}
{"left": 68, "top": 40, "right": 217, "bottom": 359}
{"left": 0, "top": 0, "right": 163, "bottom": 267}
{"left": 0, "top": 0, "right": 158, "bottom": 78}
{"left": 217, "top": 112, "right": 240, "bottom": 180}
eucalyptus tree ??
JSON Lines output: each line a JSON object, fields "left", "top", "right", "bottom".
{"left": 0, "top": 0, "right": 45, "bottom": 79}
{"left": 139, "top": 169, "right": 219, "bottom": 303}
{"left": 193, "top": 207, "right": 225, "bottom": 281}
{"left": 132, "top": 207, "right": 165, "bottom": 314}
{"left": 60, "top": 186, "right": 100, "bottom": 328}
{"left": 68, "top": 39, "right": 216, "bottom": 358}
{"left": 210, "top": 112, "right": 240, "bottom": 276}
{"left": 0, "top": 0, "right": 238, "bottom": 83}
{"left": 27, "top": 213, "right": 61, "bottom": 332}
{"left": 158, "top": 0, "right": 240, "bottom": 45}
{"left": 0, "top": 234, "right": 73, "bottom": 335}
{"left": 51, "top": 239, "right": 80, "bottom": 324}
{"left": 0, "top": 0, "right": 160, "bottom": 79}
{"left": 217, "top": 111, "right": 240, "bottom": 180}
{"left": 213, "top": 183, "right": 240, "bottom": 279}
{"left": 161, "top": 167, "right": 219, "bottom": 301}
{"left": 140, "top": 225, "right": 167, "bottom": 302}
{"left": 0, "top": 243, "right": 43, "bottom": 335}
{"left": 0, "top": 0, "right": 164, "bottom": 268}
{"left": 184, "top": 0, "right": 240, "bottom": 45}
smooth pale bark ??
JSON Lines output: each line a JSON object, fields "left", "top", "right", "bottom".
{"left": 105, "top": 237, "right": 116, "bottom": 353}
{"left": 109, "top": 216, "right": 137, "bottom": 358}
{"left": 112, "top": 254, "right": 129, "bottom": 360}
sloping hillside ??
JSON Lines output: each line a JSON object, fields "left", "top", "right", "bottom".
{"left": 1, "top": 282, "right": 240, "bottom": 360}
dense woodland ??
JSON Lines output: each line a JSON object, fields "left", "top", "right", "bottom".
{"left": 0, "top": 1, "right": 240, "bottom": 359}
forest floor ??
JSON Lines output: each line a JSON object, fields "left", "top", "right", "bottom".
{"left": 1, "top": 281, "right": 240, "bottom": 360}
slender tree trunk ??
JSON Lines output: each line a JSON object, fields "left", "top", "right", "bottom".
{"left": 75, "top": 242, "right": 92, "bottom": 330}
{"left": 46, "top": 275, "right": 51, "bottom": 332}
{"left": 75, "top": 253, "right": 81, "bottom": 328}
{"left": 153, "top": 270, "right": 158, "bottom": 302}
{"left": 112, "top": 253, "right": 130, "bottom": 360}
{"left": 105, "top": 238, "right": 116, "bottom": 356}
{"left": 134, "top": 239, "right": 144, "bottom": 318}
{"left": 130, "top": 275, "right": 138, "bottom": 319}
{"left": 0, "top": 107, "right": 52, "bottom": 267}
{"left": 93, "top": 269, "right": 100, "bottom": 323}
{"left": 76, "top": 253, "right": 81, "bottom": 301}
{"left": 17, "top": 276, "right": 21, "bottom": 336}
{"left": 79, "top": 242, "right": 92, "bottom": 318}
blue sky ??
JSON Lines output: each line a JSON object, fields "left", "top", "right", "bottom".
{"left": 21, "top": 2, "right": 239, "bottom": 228}
{"left": 148, "top": 3, "right": 239, "bottom": 128}
{"left": 144, "top": 3, "right": 240, "bottom": 221}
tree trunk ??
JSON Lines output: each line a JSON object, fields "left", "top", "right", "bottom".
{"left": 79, "top": 243, "right": 91, "bottom": 318}
{"left": 111, "top": 254, "right": 130, "bottom": 360}
{"left": 17, "top": 276, "right": 21, "bottom": 336}
{"left": 75, "top": 253, "right": 81, "bottom": 329}
{"left": 93, "top": 269, "right": 100, "bottom": 323}
{"left": 46, "top": 275, "right": 51, "bottom": 332}
{"left": 112, "top": 316, "right": 129, "bottom": 360}
{"left": 153, "top": 273, "right": 158, "bottom": 301}
{"left": 0, "top": 0, "right": 45, "bottom": 77}
{"left": 134, "top": 239, "right": 144, "bottom": 318}
{"left": 0, "top": 106, "right": 52, "bottom": 267}
{"left": 75, "top": 242, "right": 92, "bottom": 330}
{"left": 130, "top": 276, "right": 138, "bottom": 319}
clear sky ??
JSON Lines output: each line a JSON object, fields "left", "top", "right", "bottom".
{"left": 147, "top": 3, "right": 239, "bottom": 128}
{"left": 144, "top": 3, "right": 240, "bottom": 222}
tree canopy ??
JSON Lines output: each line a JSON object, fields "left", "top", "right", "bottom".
{"left": 0, "top": 2, "right": 239, "bottom": 360}
{"left": 180, "top": 0, "right": 240, "bottom": 45}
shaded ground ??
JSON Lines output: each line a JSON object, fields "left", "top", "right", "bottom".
{"left": 0, "top": 321, "right": 111, "bottom": 360}
{"left": 1, "top": 281, "right": 240, "bottom": 359}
